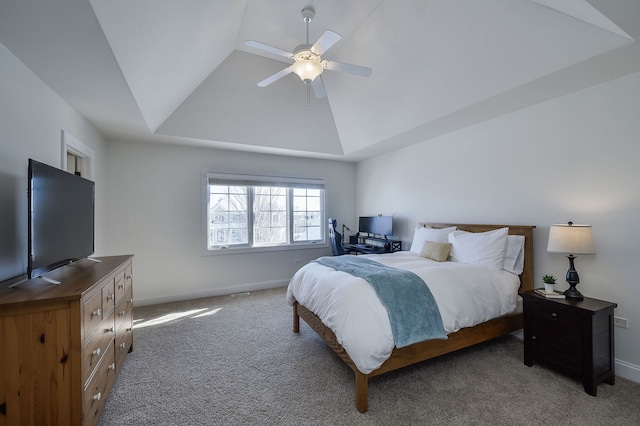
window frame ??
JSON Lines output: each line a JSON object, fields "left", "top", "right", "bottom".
{"left": 202, "top": 170, "right": 327, "bottom": 255}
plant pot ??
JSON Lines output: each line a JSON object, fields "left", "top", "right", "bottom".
{"left": 544, "top": 283, "right": 555, "bottom": 292}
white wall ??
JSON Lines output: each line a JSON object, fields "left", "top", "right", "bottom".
{"left": 357, "top": 71, "right": 640, "bottom": 383}
{"left": 0, "top": 42, "right": 107, "bottom": 282}
{"left": 103, "top": 140, "right": 356, "bottom": 305}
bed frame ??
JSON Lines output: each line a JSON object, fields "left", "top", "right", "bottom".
{"left": 292, "top": 223, "right": 535, "bottom": 412}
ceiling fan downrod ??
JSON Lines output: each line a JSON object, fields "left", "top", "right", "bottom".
{"left": 302, "top": 7, "right": 316, "bottom": 106}
{"left": 302, "top": 7, "right": 315, "bottom": 45}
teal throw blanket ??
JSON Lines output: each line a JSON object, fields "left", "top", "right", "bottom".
{"left": 314, "top": 256, "right": 447, "bottom": 348}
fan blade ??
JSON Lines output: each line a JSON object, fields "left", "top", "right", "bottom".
{"left": 257, "top": 66, "right": 293, "bottom": 87}
{"left": 311, "top": 76, "right": 327, "bottom": 99}
{"left": 311, "top": 30, "right": 341, "bottom": 56}
{"left": 245, "top": 40, "right": 293, "bottom": 59}
{"left": 324, "top": 60, "right": 372, "bottom": 77}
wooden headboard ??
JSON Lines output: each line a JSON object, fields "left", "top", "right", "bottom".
{"left": 418, "top": 223, "right": 535, "bottom": 292}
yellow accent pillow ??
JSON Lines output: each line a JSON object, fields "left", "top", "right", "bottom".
{"left": 420, "top": 241, "right": 452, "bottom": 262}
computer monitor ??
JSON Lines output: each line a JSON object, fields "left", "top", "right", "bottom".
{"left": 358, "top": 216, "right": 392, "bottom": 237}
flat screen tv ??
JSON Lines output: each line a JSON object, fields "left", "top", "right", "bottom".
{"left": 28, "top": 159, "right": 95, "bottom": 279}
{"left": 358, "top": 216, "right": 393, "bottom": 237}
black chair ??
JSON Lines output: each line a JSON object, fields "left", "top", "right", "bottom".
{"left": 328, "top": 218, "right": 349, "bottom": 256}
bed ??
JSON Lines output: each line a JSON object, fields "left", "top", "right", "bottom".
{"left": 287, "top": 223, "right": 535, "bottom": 412}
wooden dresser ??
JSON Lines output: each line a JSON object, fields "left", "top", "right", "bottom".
{"left": 0, "top": 255, "right": 133, "bottom": 425}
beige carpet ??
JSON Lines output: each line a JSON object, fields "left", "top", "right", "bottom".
{"left": 99, "top": 287, "right": 640, "bottom": 425}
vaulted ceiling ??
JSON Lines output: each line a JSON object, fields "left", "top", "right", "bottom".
{"left": 1, "top": 0, "right": 638, "bottom": 161}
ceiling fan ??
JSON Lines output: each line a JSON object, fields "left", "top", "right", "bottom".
{"left": 245, "top": 6, "right": 372, "bottom": 102}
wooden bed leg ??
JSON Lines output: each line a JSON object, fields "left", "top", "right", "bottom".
{"left": 354, "top": 371, "right": 369, "bottom": 413}
{"left": 293, "top": 302, "right": 300, "bottom": 333}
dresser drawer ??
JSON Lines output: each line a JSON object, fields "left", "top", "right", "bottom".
{"left": 114, "top": 271, "right": 126, "bottom": 304}
{"left": 83, "top": 341, "right": 117, "bottom": 425}
{"left": 115, "top": 287, "right": 133, "bottom": 332}
{"left": 530, "top": 302, "right": 581, "bottom": 332}
{"left": 102, "top": 277, "right": 116, "bottom": 316}
{"left": 115, "top": 320, "right": 133, "bottom": 370}
{"left": 115, "top": 264, "right": 133, "bottom": 303}
{"left": 82, "top": 309, "right": 115, "bottom": 386}
{"left": 83, "top": 289, "right": 104, "bottom": 341}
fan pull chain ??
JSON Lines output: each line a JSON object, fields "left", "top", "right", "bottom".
{"left": 307, "top": 83, "right": 311, "bottom": 106}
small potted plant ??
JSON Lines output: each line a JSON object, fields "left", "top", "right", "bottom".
{"left": 542, "top": 274, "right": 557, "bottom": 292}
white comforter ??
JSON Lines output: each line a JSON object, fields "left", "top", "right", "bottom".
{"left": 286, "top": 251, "right": 520, "bottom": 374}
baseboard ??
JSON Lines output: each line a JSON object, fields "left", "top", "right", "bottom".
{"left": 134, "top": 280, "right": 289, "bottom": 307}
{"left": 616, "top": 359, "right": 640, "bottom": 384}
{"left": 511, "top": 329, "right": 524, "bottom": 340}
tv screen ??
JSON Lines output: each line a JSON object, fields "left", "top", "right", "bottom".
{"left": 28, "top": 159, "right": 95, "bottom": 279}
{"left": 358, "top": 216, "right": 393, "bottom": 237}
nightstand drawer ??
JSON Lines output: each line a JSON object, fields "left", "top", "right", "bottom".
{"left": 530, "top": 303, "right": 581, "bottom": 331}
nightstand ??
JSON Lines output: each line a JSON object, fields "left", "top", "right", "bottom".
{"left": 520, "top": 290, "right": 617, "bottom": 396}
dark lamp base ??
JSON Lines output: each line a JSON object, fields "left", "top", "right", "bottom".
{"left": 564, "top": 255, "right": 584, "bottom": 300}
{"left": 564, "top": 285, "right": 584, "bottom": 300}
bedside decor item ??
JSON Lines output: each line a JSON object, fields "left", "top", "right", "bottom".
{"left": 534, "top": 288, "right": 565, "bottom": 298}
{"left": 542, "top": 274, "right": 556, "bottom": 292}
{"left": 547, "top": 222, "right": 595, "bottom": 300}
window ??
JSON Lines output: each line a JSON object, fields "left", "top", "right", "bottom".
{"left": 204, "top": 172, "right": 325, "bottom": 252}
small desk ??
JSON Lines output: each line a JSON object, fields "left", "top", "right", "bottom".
{"left": 345, "top": 236, "right": 402, "bottom": 254}
{"left": 344, "top": 243, "right": 387, "bottom": 254}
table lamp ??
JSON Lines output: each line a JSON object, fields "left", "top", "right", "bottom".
{"left": 547, "top": 222, "right": 595, "bottom": 300}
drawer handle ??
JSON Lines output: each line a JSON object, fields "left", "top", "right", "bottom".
{"left": 107, "top": 327, "right": 115, "bottom": 333}
{"left": 93, "top": 392, "right": 101, "bottom": 401}
{"left": 129, "top": 298, "right": 133, "bottom": 304}
{"left": 120, "top": 342, "right": 126, "bottom": 349}
{"left": 119, "top": 310, "right": 126, "bottom": 316}
{"left": 550, "top": 312, "right": 557, "bottom": 321}
{"left": 92, "top": 308, "right": 101, "bottom": 317}
{"left": 108, "top": 293, "right": 115, "bottom": 300}
{"left": 126, "top": 274, "right": 132, "bottom": 281}
{"left": 118, "top": 283, "right": 125, "bottom": 289}
{"left": 109, "top": 363, "right": 116, "bottom": 370}
{"left": 92, "top": 348, "right": 101, "bottom": 356}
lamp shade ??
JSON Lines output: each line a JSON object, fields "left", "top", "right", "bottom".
{"left": 547, "top": 223, "right": 595, "bottom": 255}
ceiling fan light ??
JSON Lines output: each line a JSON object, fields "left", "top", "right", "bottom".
{"left": 292, "top": 60, "right": 323, "bottom": 83}
{"left": 292, "top": 49, "right": 323, "bottom": 83}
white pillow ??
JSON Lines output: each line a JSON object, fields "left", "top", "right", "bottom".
{"left": 502, "top": 235, "right": 525, "bottom": 275}
{"left": 448, "top": 227, "right": 509, "bottom": 270}
{"left": 447, "top": 230, "right": 469, "bottom": 263}
{"left": 409, "top": 226, "right": 457, "bottom": 254}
